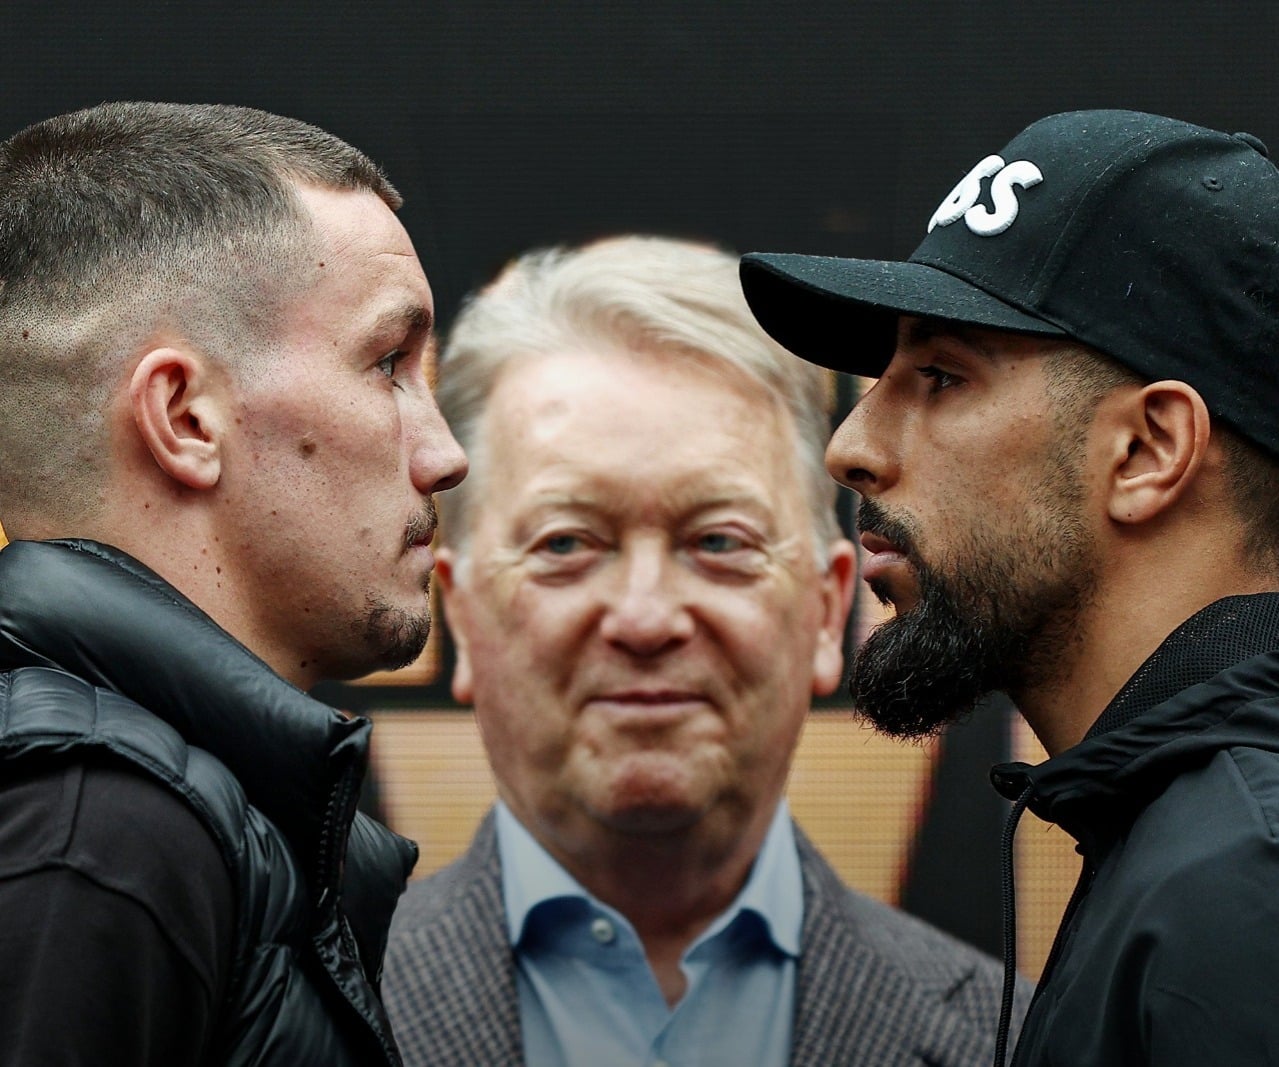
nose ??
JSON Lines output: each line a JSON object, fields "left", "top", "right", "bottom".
{"left": 409, "top": 394, "right": 468, "bottom": 496}
{"left": 825, "top": 376, "right": 897, "bottom": 495}
{"left": 598, "top": 540, "right": 695, "bottom": 657}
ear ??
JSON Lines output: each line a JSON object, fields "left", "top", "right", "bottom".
{"left": 434, "top": 547, "right": 475, "bottom": 703}
{"left": 129, "top": 347, "right": 224, "bottom": 490}
{"left": 1105, "top": 381, "right": 1211, "bottom": 526}
{"left": 811, "top": 538, "right": 858, "bottom": 697}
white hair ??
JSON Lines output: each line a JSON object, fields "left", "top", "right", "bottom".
{"left": 436, "top": 234, "right": 840, "bottom": 561}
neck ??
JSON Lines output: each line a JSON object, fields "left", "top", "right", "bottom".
{"left": 1015, "top": 537, "right": 1277, "bottom": 755}
{"left": 528, "top": 798, "right": 779, "bottom": 1006}
{"left": 88, "top": 494, "right": 315, "bottom": 688}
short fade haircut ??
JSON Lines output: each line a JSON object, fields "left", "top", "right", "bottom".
{"left": 436, "top": 234, "right": 841, "bottom": 561}
{"left": 0, "top": 101, "right": 400, "bottom": 530}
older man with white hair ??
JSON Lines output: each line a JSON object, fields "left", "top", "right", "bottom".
{"left": 382, "top": 235, "right": 1024, "bottom": 1067}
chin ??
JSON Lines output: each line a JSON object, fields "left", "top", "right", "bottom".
{"left": 362, "top": 598, "right": 431, "bottom": 668}
{"left": 597, "top": 802, "right": 703, "bottom": 837}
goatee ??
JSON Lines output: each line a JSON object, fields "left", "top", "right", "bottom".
{"left": 359, "top": 501, "right": 440, "bottom": 671}
{"left": 363, "top": 596, "right": 432, "bottom": 670}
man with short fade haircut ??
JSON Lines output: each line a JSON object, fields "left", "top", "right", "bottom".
{"left": 382, "top": 235, "right": 1025, "bottom": 1067}
{"left": 742, "top": 109, "right": 1279, "bottom": 1066}
{"left": 0, "top": 102, "right": 466, "bottom": 1065}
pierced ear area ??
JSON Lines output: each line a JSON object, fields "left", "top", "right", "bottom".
{"left": 129, "top": 347, "right": 224, "bottom": 491}
{"left": 1107, "top": 380, "right": 1211, "bottom": 526}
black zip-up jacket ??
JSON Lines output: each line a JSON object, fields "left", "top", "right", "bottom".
{"left": 992, "top": 594, "right": 1279, "bottom": 1066}
{"left": 0, "top": 539, "right": 417, "bottom": 1065}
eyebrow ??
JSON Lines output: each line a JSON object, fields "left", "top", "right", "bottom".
{"left": 372, "top": 300, "right": 435, "bottom": 340}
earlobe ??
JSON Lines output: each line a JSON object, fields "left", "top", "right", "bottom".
{"left": 812, "top": 539, "right": 858, "bottom": 697}
{"left": 129, "top": 347, "right": 224, "bottom": 491}
{"left": 1107, "top": 381, "right": 1211, "bottom": 525}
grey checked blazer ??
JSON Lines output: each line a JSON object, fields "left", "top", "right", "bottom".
{"left": 383, "top": 811, "right": 1028, "bottom": 1066}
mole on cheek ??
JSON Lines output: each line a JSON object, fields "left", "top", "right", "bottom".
{"left": 299, "top": 438, "right": 318, "bottom": 458}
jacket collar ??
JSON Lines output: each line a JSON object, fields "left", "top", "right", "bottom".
{"left": 992, "top": 593, "right": 1279, "bottom": 839}
{"left": 0, "top": 538, "right": 388, "bottom": 902}
{"left": 1088, "top": 593, "right": 1279, "bottom": 739}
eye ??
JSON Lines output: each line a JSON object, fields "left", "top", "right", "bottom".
{"left": 527, "top": 528, "right": 604, "bottom": 580}
{"left": 376, "top": 349, "right": 408, "bottom": 385}
{"left": 540, "top": 533, "right": 583, "bottom": 555}
{"left": 917, "top": 365, "right": 961, "bottom": 393}
{"left": 687, "top": 526, "right": 767, "bottom": 577}
{"left": 530, "top": 529, "right": 602, "bottom": 561}
{"left": 696, "top": 531, "right": 746, "bottom": 554}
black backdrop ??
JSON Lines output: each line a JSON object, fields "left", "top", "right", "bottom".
{"left": 6, "top": 1, "right": 1277, "bottom": 337}
{"left": 4, "top": 0, "right": 1275, "bottom": 956}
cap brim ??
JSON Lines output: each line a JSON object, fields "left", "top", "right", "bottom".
{"left": 740, "top": 252, "right": 1067, "bottom": 376}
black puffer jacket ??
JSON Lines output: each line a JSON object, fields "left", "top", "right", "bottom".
{"left": 992, "top": 594, "right": 1279, "bottom": 1067}
{"left": 0, "top": 539, "right": 417, "bottom": 1065}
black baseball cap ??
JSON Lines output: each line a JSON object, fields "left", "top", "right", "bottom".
{"left": 740, "top": 109, "right": 1279, "bottom": 457}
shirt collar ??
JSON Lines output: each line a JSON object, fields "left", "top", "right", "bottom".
{"left": 495, "top": 799, "right": 803, "bottom": 958}
{"left": 495, "top": 801, "right": 588, "bottom": 946}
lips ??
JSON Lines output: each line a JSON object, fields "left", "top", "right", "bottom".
{"left": 858, "top": 531, "right": 911, "bottom": 588}
{"left": 404, "top": 504, "right": 438, "bottom": 554}
{"left": 860, "top": 532, "right": 900, "bottom": 556}
{"left": 585, "top": 689, "right": 709, "bottom": 726}
{"left": 595, "top": 689, "right": 703, "bottom": 704}
{"left": 404, "top": 516, "right": 438, "bottom": 575}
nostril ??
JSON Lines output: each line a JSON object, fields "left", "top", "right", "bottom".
{"left": 437, "top": 467, "right": 467, "bottom": 493}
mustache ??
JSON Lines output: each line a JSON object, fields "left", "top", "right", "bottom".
{"left": 404, "top": 501, "right": 439, "bottom": 551}
{"left": 856, "top": 498, "right": 921, "bottom": 562}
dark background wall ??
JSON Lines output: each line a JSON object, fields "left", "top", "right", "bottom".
{"left": 4, "top": 0, "right": 1274, "bottom": 958}
{"left": 5, "top": 1, "right": 1276, "bottom": 338}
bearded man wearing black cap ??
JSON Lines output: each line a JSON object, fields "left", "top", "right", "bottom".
{"left": 741, "top": 110, "right": 1279, "bottom": 1067}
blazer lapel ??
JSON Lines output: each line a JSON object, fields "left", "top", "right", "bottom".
{"left": 789, "top": 827, "right": 993, "bottom": 1067}
{"left": 386, "top": 812, "right": 524, "bottom": 1066}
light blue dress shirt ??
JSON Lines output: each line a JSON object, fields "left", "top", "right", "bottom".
{"left": 496, "top": 799, "right": 802, "bottom": 1067}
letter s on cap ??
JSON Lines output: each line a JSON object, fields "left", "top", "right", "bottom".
{"left": 928, "top": 155, "right": 1006, "bottom": 233}
{"left": 964, "top": 160, "right": 1043, "bottom": 236}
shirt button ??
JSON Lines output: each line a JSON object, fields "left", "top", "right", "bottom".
{"left": 590, "top": 916, "right": 616, "bottom": 944}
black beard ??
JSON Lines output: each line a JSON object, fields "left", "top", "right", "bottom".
{"left": 848, "top": 559, "right": 1034, "bottom": 739}
{"left": 848, "top": 494, "right": 1092, "bottom": 740}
